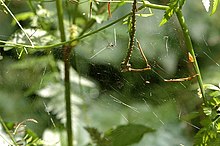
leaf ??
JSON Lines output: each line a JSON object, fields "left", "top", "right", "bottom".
{"left": 3, "top": 28, "right": 57, "bottom": 51}
{"left": 105, "top": 124, "right": 155, "bottom": 146}
{"left": 57, "top": 61, "right": 97, "bottom": 88}
{"left": 202, "top": 0, "right": 211, "bottom": 12}
{"left": 12, "top": 12, "right": 34, "bottom": 26}
{"left": 210, "top": 91, "right": 220, "bottom": 98}
{"left": 203, "top": 107, "right": 212, "bottom": 116}
{"left": 160, "top": 0, "right": 186, "bottom": 26}
{"left": 37, "top": 61, "right": 99, "bottom": 124}
{"left": 204, "top": 84, "right": 220, "bottom": 91}
{"left": 160, "top": 8, "right": 175, "bottom": 26}
{"left": 211, "top": 0, "right": 219, "bottom": 15}
{"left": 85, "top": 127, "right": 109, "bottom": 146}
{"left": 194, "top": 127, "right": 220, "bottom": 146}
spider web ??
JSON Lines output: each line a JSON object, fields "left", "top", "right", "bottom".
{"left": 1, "top": 1, "right": 220, "bottom": 146}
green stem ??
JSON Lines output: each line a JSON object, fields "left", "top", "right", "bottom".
{"left": 56, "top": 0, "right": 73, "bottom": 146}
{"left": 0, "top": 116, "right": 18, "bottom": 146}
{"left": 176, "top": 10, "right": 207, "bottom": 105}
{"left": 63, "top": 45, "right": 73, "bottom": 146}
{"left": 56, "top": 0, "right": 66, "bottom": 42}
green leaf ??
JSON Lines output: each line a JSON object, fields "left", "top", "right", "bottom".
{"left": 203, "top": 107, "right": 212, "bottom": 116}
{"left": 211, "top": 0, "right": 219, "bottom": 15}
{"left": 85, "top": 127, "right": 109, "bottom": 146}
{"left": 160, "top": 0, "right": 185, "bottom": 26}
{"left": 12, "top": 12, "right": 34, "bottom": 26}
{"left": 210, "top": 91, "right": 220, "bottom": 98}
{"left": 105, "top": 124, "right": 155, "bottom": 146}
{"left": 160, "top": 8, "right": 175, "bottom": 26}
{"left": 210, "top": 97, "right": 220, "bottom": 106}
{"left": 194, "top": 127, "right": 220, "bottom": 146}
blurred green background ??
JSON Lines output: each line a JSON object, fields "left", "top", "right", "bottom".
{"left": 0, "top": 0, "right": 220, "bottom": 145}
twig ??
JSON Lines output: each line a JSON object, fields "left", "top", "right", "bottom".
{"left": 164, "top": 74, "right": 198, "bottom": 82}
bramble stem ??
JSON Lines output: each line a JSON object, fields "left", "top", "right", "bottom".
{"left": 56, "top": 0, "right": 73, "bottom": 145}
{"left": 176, "top": 10, "right": 207, "bottom": 105}
{"left": 0, "top": 116, "right": 18, "bottom": 146}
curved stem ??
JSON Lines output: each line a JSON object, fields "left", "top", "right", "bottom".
{"left": 176, "top": 10, "right": 207, "bottom": 105}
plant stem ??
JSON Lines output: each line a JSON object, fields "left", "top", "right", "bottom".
{"left": 176, "top": 10, "right": 207, "bottom": 105}
{"left": 56, "top": 0, "right": 73, "bottom": 146}
{"left": 0, "top": 116, "right": 18, "bottom": 146}
{"left": 63, "top": 45, "right": 73, "bottom": 146}
{"left": 56, "top": 0, "right": 66, "bottom": 42}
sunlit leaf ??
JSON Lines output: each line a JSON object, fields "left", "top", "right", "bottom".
{"left": 204, "top": 84, "right": 220, "bottom": 91}
{"left": 37, "top": 61, "right": 99, "bottom": 124}
{"left": 160, "top": 8, "right": 175, "bottom": 26}
{"left": 211, "top": 0, "right": 219, "bottom": 15}
{"left": 203, "top": 107, "right": 212, "bottom": 116}
{"left": 57, "top": 61, "right": 97, "bottom": 88}
{"left": 202, "top": 0, "right": 211, "bottom": 12}
{"left": 42, "top": 129, "right": 62, "bottom": 146}
{"left": 3, "top": 28, "right": 57, "bottom": 51}
{"left": 194, "top": 127, "right": 220, "bottom": 146}
{"left": 12, "top": 12, "right": 34, "bottom": 26}
{"left": 136, "top": 13, "right": 154, "bottom": 17}
{"left": 210, "top": 91, "right": 220, "bottom": 98}
{"left": 37, "top": 84, "right": 62, "bottom": 98}
{"left": 159, "top": 0, "right": 186, "bottom": 26}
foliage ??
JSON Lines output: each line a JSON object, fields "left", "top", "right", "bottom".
{"left": 160, "top": 0, "right": 185, "bottom": 26}
{"left": 194, "top": 83, "right": 220, "bottom": 146}
{"left": 0, "top": 117, "right": 43, "bottom": 146}
{"left": 86, "top": 124, "right": 154, "bottom": 146}
{"left": 0, "top": 0, "right": 220, "bottom": 146}
{"left": 202, "top": 0, "right": 219, "bottom": 14}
